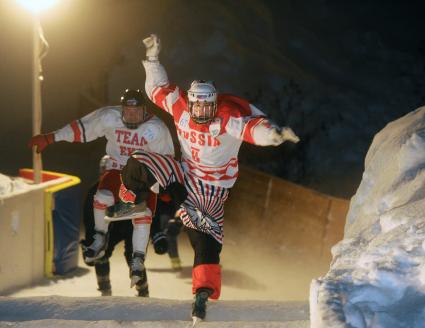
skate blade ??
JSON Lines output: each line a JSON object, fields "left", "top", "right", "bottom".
{"left": 192, "top": 316, "right": 203, "bottom": 326}
{"left": 85, "top": 250, "right": 105, "bottom": 264}
{"left": 104, "top": 211, "right": 150, "bottom": 222}
{"left": 130, "top": 276, "right": 141, "bottom": 288}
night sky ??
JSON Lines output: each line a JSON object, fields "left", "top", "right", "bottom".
{"left": 1, "top": 0, "right": 425, "bottom": 198}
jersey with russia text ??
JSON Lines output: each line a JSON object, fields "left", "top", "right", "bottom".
{"left": 149, "top": 85, "right": 269, "bottom": 189}
{"left": 54, "top": 106, "right": 174, "bottom": 169}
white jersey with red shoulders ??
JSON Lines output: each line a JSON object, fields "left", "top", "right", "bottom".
{"left": 54, "top": 105, "right": 174, "bottom": 169}
{"left": 143, "top": 60, "right": 277, "bottom": 189}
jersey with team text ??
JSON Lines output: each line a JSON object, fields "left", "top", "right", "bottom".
{"left": 54, "top": 106, "right": 174, "bottom": 169}
{"left": 149, "top": 85, "right": 269, "bottom": 188}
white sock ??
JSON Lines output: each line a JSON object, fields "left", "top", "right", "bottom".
{"left": 132, "top": 223, "right": 151, "bottom": 254}
{"left": 93, "top": 189, "right": 114, "bottom": 233}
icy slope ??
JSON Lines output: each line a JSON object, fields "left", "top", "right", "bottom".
{"left": 310, "top": 106, "right": 425, "bottom": 327}
{"left": 0, "top": 296, "right": 309, "bottom": 327}
{"left": 0, "top": 320, "right": 308, "bottom": 328}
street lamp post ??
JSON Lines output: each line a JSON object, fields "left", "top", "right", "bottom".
{"left": 17, "top": 0, "right": 59, "bottom": 183}
{"left": 32, "top": 16, "right": 43, "bottom": 183}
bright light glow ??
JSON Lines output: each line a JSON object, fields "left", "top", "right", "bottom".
{"left": 16, "top": 0, "right": 60, "bottom": 13}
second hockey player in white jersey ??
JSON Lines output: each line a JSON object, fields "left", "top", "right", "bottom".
{"left": 28, "top": 89, "right": 174, "bottom": 294}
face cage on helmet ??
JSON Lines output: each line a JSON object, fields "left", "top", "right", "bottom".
{"left": 122, "top": 106, "right": 148, "bottom": 129}
{"left": 188, "top": 101, "right": 217, "bottom": 124}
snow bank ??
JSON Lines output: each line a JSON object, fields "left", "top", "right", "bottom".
{"left": 0, "top": 173, "right": 69, "bottom": 200}
{"left": 0, "top": 296, "right": 309, "bottom": 327}
{"left": 0, "top": 174, "right": 29, "bottom": 198}
{"left": 310, "top": 106, "right": 425, "bottom": 327}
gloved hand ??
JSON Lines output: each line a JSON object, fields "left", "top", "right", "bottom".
{"left": 142, "top": 34, "right": 161, "bottom": 61}
{"left": 28, "top": 133, "right": 54, "bottom": 153}
{"left": 269, "top": 127, "right": 300, "bottom": 145}
{"left": 152, "top": 231, "right": 168, "bottom": 255}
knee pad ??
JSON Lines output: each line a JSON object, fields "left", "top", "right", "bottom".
{"left": 94, "top": 189, "right": 115, "bottom": 209}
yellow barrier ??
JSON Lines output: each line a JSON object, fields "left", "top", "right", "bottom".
{"left": 19, "top": 169, "right": 81, "bottom": 277}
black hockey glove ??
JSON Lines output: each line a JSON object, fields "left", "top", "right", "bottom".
{"left": 152, "top": 232, "right": 168, "bottom": 255}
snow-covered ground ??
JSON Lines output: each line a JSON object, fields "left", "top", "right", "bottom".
{"left": 310, "top": 106, "right": 425, "bottom": 327}
{"left": 0, "top": 297, "right": 308, "bottom": 327}
{"left": 2, "top": 230, "right": 315, "bottom": 326}
{"left": 6, "top": 232, "right": 322, "bottom": 301}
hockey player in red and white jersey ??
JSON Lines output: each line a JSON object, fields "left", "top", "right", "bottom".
{"left": 108, "top": 35, "right": 299, "bottom": 319}
{"left": 28, "top": 89, "right": 174, "bottom": 293}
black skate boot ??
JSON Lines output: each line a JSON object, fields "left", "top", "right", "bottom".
{"left": 80, "top": 240, "right": 95, "bottom": 267}
{"left": 130, "top": 252, "right": 146, "bottom": 288}
{"left": 95, "top": 258, "right": 111, "bottom": 296}
{"left": 135, "top": 275, "right": 149, "bottom": 297}
{"left": 105, "top": 200, "right": 149, "bottom": 222}
{"left": 97, "top": 275, "right": 112, "bottom": 296}
{"left": 192, "top": 288, "right": 212, "bottom": 321}
{"left": 83, "top": 231, "right": 107, "bottom": 264}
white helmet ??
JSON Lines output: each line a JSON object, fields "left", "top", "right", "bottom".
{"left": 187, "top": 80, "right": 217, "bottom": 124}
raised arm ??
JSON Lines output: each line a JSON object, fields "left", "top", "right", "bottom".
{"left": 141, "top": 34, "right": 186, "bottom": 116}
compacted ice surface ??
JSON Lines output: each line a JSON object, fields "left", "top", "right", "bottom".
{"left": 0, "top": 297, "right": 309, "bottom": 328}
{"left": 1, "top": 220, "right": 313, "bottom": 327}
{"left": 310, "top": 106, "right": 425, "bottom": 327}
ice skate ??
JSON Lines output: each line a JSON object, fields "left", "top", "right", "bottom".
{"left": 97, "top": 280, "right": 112, "bottom": 296}
{"left": 105, "top": 200, "right": 149, "bottom": 222}
{"left": 83, "top": 231, "right": 107, "bottom": 263}
{"left": 136, "top": 278, "right": 149, "bottom": 297}
{"left": 96, "top": 274, "right": 111, "bottom": 296}
{"left": 170, "top": 256, "right": 182, "bottom": 271}
{"left": 80, "top": 241, "right": 95, "bottom": 266}
{"left": 191, "top": 288, "right": 211, "bottom": 323}
{"left": 130, "top": 252, "right": 145, "bottom": 288}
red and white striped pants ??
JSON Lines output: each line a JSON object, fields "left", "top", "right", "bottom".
{"left": 131, "top": 150, "right": 229, "bottom": 244}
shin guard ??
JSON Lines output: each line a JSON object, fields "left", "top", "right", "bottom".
{"left": 93, "top": 189, "right": 114, "bottom": 233}
{"left": 192, "top": 264, "right": 221, "bottom": 300}
{"left": 132, "top": 220, "right": 151, "bottom": 254}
